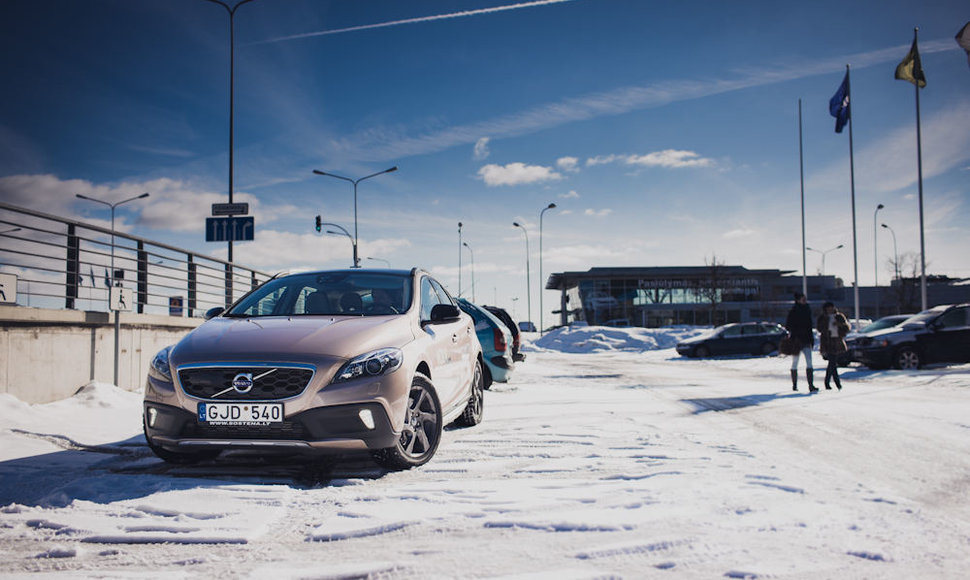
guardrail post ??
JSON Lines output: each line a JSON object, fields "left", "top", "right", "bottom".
{"left": 137, "top": 241, "right": 147, "bottom": 314}
{"left": 66, "top": 224, "right": 79, "bottom": 309}
{"left": 188, "top": 255, "right": 197, "bottom": 318}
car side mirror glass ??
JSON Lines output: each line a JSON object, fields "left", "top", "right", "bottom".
{"left": 429, "top": 303, "right": 461, "bottom": 324}
{"left": 204, "top": 307, "right": 225, "bottom": 320}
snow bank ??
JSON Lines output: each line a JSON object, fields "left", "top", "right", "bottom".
{"left": 529, "top": 324, "right": 706, "bottom": 354}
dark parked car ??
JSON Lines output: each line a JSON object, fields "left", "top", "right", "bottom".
{"left": 482, "top": 305, "right": 526, "bottom": 362}
{"left": 853, "top": 303, "right": 970, "bottom": 370}
{"left": 676, "top": 322, "right": 787, "bottom": 358}
{"left": 837, "top": 314, "right": 913, "bottom": 366}
{"left": 143, "top": 268, "right": 484, "bottom": 470}
{"left": 457, "top": 299, "right": 515, "bottom": 387}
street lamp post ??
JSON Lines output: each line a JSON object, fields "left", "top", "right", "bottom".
{"left": 874, "top": 203, "right": 884, "bottom": 317}
{"left": 881, "top": 223, "right": 899, "bottom": 281}
{"left": 806, "top": 244, "right": 844, "bottom": 277}
{"left": 201, "top": 0, "right": 258, "bottom": 265}
{"left": 538, "top": 202, "right": 556, "bottom": 334}
{"left": 312, "top": 167, "right": 398, "bottom": 268}
{"left": 512, "top": 222, "right": 531, "bottom": 330}
{"left": 75, "top": 192, "right": 150, "bottom": 387}
{"left": 458, "top": 222, "right": 463, "bottom": 297}
{"left": 463, "top": 241, "right": 475, "bottom": 302}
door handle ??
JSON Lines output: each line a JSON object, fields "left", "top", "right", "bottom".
{"left": 452, "top": 334, "right": 459, "bottom": 343}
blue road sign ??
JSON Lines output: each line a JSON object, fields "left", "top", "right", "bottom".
{"left": 206, "top": 217, "right": 254, "bottom": 242}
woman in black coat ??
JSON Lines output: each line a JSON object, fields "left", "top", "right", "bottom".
{"left": 817, "top": 301, "right": 850, "bottom": 390}
{"left": 785, "top": 292, "right": 816, "bottom": 392}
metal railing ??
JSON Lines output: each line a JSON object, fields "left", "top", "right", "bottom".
{"left": 0, "top": 202, "right": 271, "bottom": 317}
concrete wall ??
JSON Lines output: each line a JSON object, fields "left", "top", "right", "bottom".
{"left": 0, "top": 305, "right": 202, "bottom": 403}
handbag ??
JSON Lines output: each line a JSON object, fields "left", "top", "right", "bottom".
{"left": 779, "top": 334, "right": 797, "bottom": 355}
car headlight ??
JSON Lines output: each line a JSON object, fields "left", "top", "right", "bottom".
{"left": 149, "top": 345, "right": 174, "bottom": 382}
{"left": 332, "top": 348, "right": 403, "bottom": 384}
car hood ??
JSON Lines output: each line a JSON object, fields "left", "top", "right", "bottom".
{"left": 679, "top": 333, "right": 715, "bottom": 346}
{"left": 171, "top": 315, "right": 415, "bottom": 365}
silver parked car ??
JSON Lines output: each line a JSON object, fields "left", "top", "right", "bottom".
{"left": 143, "top": 268, "right": 484, "bottom": 470}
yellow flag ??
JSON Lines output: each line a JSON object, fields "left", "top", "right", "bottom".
{"left": 894, "top": 37, "right": 927, "bottom": 88}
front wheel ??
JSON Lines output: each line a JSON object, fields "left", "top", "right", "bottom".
{"left": 894, "top": 347, "right": 921, "bottom": 370}
{"left": 372, "top": 374, "right": 442, "bottom": 470}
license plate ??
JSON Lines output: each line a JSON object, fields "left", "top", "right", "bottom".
{"left": 198, "top": 402, "right": 283, "bottom": 425}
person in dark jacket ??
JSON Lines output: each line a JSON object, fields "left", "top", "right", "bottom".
{"left": 785, "top": 292, "right": 816, "bottom": 392}
{"left": 816, "top": 301, "right": 850, "bottom": 390}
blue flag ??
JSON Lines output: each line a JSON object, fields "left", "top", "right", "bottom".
{"left": 829, "top": 71, "right": 850, "bottom": 133}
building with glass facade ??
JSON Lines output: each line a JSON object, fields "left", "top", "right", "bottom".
{"left": 546, "top": 266, "right": 970, "bottom": 329}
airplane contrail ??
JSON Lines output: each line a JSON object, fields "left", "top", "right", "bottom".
{"left": 252, "top": 0, "right": 577, "bottom": 45}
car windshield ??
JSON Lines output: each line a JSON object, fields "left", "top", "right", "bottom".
{"left": 225, "top": 271, "right": 413, "bottom": 317}
{"left": 901, "top": 308, "right": 946, "bottom": 326}
{"left": 860, "top": 316, "right": 909, "bottom": 333}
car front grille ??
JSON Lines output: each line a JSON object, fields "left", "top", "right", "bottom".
{"left": 178, "top": 366, "right": 315, "bottom": 401}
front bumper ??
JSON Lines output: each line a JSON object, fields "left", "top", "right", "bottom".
{"left": 854, "top": 347, "right": 894, "bottom": 368}
{"left": 144, "top": 401, "right": 400, "bottom": 454}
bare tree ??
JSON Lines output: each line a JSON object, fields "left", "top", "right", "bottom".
{"left": 696, "top": 254, "right": 726, "bottom": 326}
{"left": 887, "top": 251, "right": 924, "bottom": 314}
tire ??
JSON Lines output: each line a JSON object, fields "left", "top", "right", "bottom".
{"left": 482, "top": 363, "right": 493, "bottom": 390}
{"left": 143, "top": 420, "right": 219, "bottom": 464}
{"left": 894, "top": 347, "right": 921, "bottom": 370}
{"left": 455, "top": 361, "right": 484, "bottom": 427}
{"left": 694, "top": 346, "right": 710, "bottom": 358}
{"left": 760, "top": 342, "right": 776, "bottom": 355}
{"left": 371, "top": 374, "right": 442, "bottom": 470}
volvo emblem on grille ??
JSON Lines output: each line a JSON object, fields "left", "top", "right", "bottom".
{"left": 232, "top": 373, "right": 254, "bottom": 393}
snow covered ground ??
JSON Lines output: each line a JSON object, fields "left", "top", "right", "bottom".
{"left": 1, "top": 325, "right": 969, "bottom": 579}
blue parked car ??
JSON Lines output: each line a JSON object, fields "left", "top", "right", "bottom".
{"left": 456, "top": 298, "right": 515, "bottom": 388}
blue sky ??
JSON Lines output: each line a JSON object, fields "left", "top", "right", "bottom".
{"left": 1, "top": 0, "right": 969, "bottom": 324}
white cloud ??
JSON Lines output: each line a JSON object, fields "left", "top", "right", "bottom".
{"left": 585, "top": 150, "right": 715, "bottom": 170}
{"left": 473, "top": 137, "right": 491, "bottom": 160}
{"left": 556, "top": 157, "right": 579, "bottom": 172}
{"left": 477, "top": 163, "right": 563, "bottom": 186}
{"left": 625, "top": 150, "right": 715, "bottom": 169}
{"left": 723, "top": 227, "right": 756, "bottom": 239}
{"left": 559, "top": 190, "right": 580, "bottom": 199}
{"left": 584, "top": 208, "right": 612, "bottom": 217}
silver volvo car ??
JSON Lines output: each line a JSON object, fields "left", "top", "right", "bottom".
{"left": 143, "top": 268, "right": 484, "bottom": 470}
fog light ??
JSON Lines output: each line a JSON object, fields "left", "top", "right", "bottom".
{"left": 147, "top": 407, "right": 158, "bottom": 428}
{"left": 358, "top": 409, "right": 375, "bottom": 430}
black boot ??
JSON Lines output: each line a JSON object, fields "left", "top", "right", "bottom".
{"left": 807, "top": 369, "right": 818, "bottom": 392}
{"left": 790, "top": 369, "right": 798, "bottom": 391}
{"left": 824, "top": 366, "right": 833, "bottom": 390}
{"left": 834, "top": 374, "right": 842, "bottom": 391}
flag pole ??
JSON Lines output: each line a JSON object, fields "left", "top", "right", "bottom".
{"left": 914, "top": 27, "right": 927, "bottom": 311}
{"left": 798, "top": 99, "right": 807, "bottom": 297}
{"left": 846, "top": 64, "right": 860, "bottom": 327}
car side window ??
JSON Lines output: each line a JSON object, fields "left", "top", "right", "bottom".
{"left": 420, "top": 277, "right": 441, "bottom": 321}
{"left": 722, "top": 326, "right": 742, "bottom": 338}
{"left": 937, "top": 307, "right": 969, "bottom": 329}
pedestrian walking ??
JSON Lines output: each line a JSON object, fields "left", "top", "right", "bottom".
{"left": 785, "top": 292, "right": 817, "bottom": 392}
{"left": 817, "top": 301, "right": 850, "bottom": 390}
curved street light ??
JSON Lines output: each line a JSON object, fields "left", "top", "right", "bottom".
{"left": 463, "top": 241, "right": 475, "bottom": 302}
{"left": 367, "top": 257, "right": 390, "bottom": 268}
{"left": 539, "top": 202, "right": 556, "bottom": 333}
{"left": 512, "top": 222, "right": 531, "bottom": 330}
{"left": 75, "top": 191, "right": 150, "bottom": 387}
{"left": 881, "top": 223, "right": 899, "bottom": 281}
{"left": 874, "top": 203, "right": 884, "bottom": 316}
{"left": 312, "top": 166, "right": 398, "bottom": 268}
{"left": 806, "top": 243, "right": 844, "bottom": 277}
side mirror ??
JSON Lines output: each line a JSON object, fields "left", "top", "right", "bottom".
{"left": 204, "top": 307, "right": 225, "bottom": 320}
{"left": 429, "top": 303, "right": 461, "bottom": 324}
